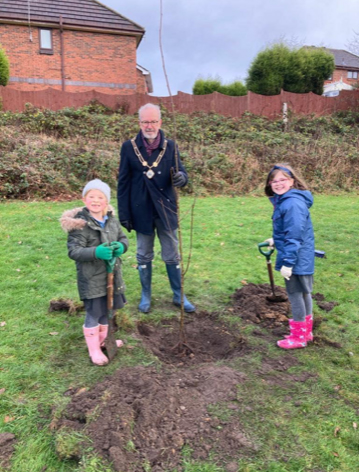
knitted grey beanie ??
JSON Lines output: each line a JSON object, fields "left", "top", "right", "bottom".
{"left": 82, "top": 179, "right": 111, "bottom": 202}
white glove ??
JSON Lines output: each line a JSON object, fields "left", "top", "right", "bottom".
{"left": 280, "top": 266, "right": 292, "bottom": 280}
{"left": 265, "top": 237, "right": 274, "bottom": 249}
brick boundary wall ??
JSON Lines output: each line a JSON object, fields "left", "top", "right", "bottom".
{"left": 1, "top": 87, "right": 359, "bottom": 118}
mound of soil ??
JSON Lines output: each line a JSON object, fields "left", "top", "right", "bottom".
{"left": 232, "top": 285, "right": 335, "bottom": 334}
{"left": 231, "top": 283, "right": 290, "bottom": 327}
{"left": 48, "top": 298, "right": 84, "bottom": 315}
{"left": 312, "top": 292, "right": 338, "bottom": 312}
{"left": 57, "top": 365, "right": 257, "bottom": 471}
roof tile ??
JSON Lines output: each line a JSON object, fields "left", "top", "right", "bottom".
{"left": 0, "top": 0, "right": 144, "bottom": 35}
{"left": 324, "top": 48, "right": 359, "bottom": 69}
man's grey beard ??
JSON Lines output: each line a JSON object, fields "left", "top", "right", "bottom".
{"left": 142, "top": 131, "right": 159, "bottom": 140}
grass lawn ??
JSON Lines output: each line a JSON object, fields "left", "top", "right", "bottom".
{"left": 0, "top": 194, "right": 359, "bottom": 472}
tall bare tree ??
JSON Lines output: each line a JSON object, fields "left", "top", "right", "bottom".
{"left": 346, "top": 32, "right": 359, "bottom": 56}
{"left": 158, "top": 0, "right": 196, "bottom": 354}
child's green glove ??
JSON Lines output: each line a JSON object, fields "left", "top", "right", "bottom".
{"left": 110, "top": 241, "right": 125, "bottom": 257}
{"left": 95, "top": 243, "right": 113, "bottom": 261}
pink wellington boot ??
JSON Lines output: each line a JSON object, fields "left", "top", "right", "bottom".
{"left": 99, "top": 324, "right": 124, "bottom": 348}
{"left": 305, "top": 314, "right": 313, "bottom": 342}
{"left": 284, "top": 314, "right": 314, "bottom": 342}
{"left": 83, "top": 326, "right": 109, "bottom": 366}
{"left": 277, "top": 319, "right": 307, "bottom": 349}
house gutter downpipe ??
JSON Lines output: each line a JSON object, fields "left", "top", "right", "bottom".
{"left": 60, "top": 15, "right": 65, "bottom": 91}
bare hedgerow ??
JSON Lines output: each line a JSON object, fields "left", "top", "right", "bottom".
{"left": 0, "top": 106, "right": 359, "bottom": 199}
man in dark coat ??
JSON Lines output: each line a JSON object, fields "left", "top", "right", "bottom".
{"left": 117, "top": 103, "right": 195, "bottom": 313}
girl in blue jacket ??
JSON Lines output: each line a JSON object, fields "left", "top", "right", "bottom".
{"left": 264, "top": 163, "right": 315, "bottom": 349}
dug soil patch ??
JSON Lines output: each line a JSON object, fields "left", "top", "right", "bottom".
{"left": 137, "top": 311, "right": 246, "bottom": 366}
{"left": 0, "top": 433, "right": 16, "bottom": 469}
{"left": 231, "top": 283, "right": 290, "bottom": 330}
{"left": 54, "top": 284, "right": 327, "bottom": 471}
{"left": 312, "top": 292, "right": 338, "bottom": 312}
{"left": 57, "top": 365, "right": 256, "bottom": 471}
{"left": 231, "top": 284, "right": 329, "bottom": 336}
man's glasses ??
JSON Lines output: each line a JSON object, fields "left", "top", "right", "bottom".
{"left": 140, "top": 120, "right": 159, "bottom": 125}
{"left": 269, "top": 178, "right": 290, "bottom": 185}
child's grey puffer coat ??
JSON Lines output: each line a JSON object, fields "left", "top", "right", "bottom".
{"left": 60, "top": 206, "right": 129, "bottom": 300}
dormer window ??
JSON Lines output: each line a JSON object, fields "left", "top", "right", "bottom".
{"left": 39, "top": 29, "right": 53, "bottom": 54}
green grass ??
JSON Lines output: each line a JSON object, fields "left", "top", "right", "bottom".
{"left": 1, "top": 195, "right": 359, "bottom": 471}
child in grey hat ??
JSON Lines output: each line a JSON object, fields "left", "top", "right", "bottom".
{"left": 60, "top": 179, "right": 129, "bottom": 366}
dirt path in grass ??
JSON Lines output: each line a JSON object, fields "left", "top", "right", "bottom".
{"left": 48, "top": 284, "right": 337, "bottom": 472}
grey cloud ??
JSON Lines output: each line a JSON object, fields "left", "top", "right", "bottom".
{"left": 104, "top": 0, "right": 359, "bottom": 95}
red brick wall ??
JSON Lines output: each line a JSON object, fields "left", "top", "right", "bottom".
{"left": 0, "top": 23, "right": 142, "bottom": 94}
{"left": 136, "top": 68, "right": 147, "bottom": 94}
{"left": 325, "top": 68, "right": 359, "bottom": 86}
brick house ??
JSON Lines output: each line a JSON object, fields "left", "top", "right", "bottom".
{"left": 323, "top": 48, "right": 359, "bottom": 85}
{"left": 0, "top": 0, "right": 153, "bottom": 94}
{"left": 322, "top": 48, "right": 359, "bottom": 91}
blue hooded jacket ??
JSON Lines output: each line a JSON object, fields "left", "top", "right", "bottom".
{"left": 270, "top": 189, "right": 314, "bottom": 275}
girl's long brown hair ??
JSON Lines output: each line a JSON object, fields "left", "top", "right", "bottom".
{"left": 265, "top": 163, "right": 309, "bottom": 196}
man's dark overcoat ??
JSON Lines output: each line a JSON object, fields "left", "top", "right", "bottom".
{"left": 117, "top": 130, "right": 188, "bottom": 235}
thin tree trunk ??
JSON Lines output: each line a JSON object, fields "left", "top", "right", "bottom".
{"left": 159, "top": 0, "right": 191, "bottom": 349}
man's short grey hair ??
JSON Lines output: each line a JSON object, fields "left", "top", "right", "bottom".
{"left": 138, "top": 103, "right": 161, "bottom": 120}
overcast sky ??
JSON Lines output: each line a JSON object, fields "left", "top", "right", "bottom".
{"left": 102, "top": 0, "right": 359, "bottom": 96}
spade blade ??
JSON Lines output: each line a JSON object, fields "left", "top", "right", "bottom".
{"left": 104, "top": 314, "right": 118, "bottom": 362}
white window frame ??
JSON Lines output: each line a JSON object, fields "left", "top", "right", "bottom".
{"left": 39, "top": 29, "right": 53, "bottom": 54}
{"left": 347, "top": 70, "right": 358, "bottom": 79}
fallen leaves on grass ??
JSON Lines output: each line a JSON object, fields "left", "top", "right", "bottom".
{"left": 4, "top": 416, "right": 15, "bottom": 423}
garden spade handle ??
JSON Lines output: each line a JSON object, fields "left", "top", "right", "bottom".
{"left": 106, "top": 256, "right": 117, "bottom": 311}
{"left": 258, "top": 242, "right": 276, "bottom": 295}
{"left": 104, "top": 256, "right": 118, "bottom": 362}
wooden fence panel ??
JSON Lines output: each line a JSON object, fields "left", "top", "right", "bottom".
{"left": 1, "top": 86, "right": 359, "bottom": 118}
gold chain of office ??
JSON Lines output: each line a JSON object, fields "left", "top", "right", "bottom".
{"left": 131, "top": 138, "right": 168, "bottom": 179}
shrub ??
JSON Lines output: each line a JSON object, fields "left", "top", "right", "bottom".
{"left": 221, "top": 81, "right": 247, "bottom": 96}
{"left": 192, "top": 77, "right": 222, "bottom": 95}
{"left": 0, "top": 46, "right": 9, "bottom": 86}
{"left": 0, "top": 106, "right": 359, "bottom": 200}
{"left": 246, "top": 43, "right": 335, "bottom": 96}
{"left": 193, "top": 77, "right": 247, "bottom": 96}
